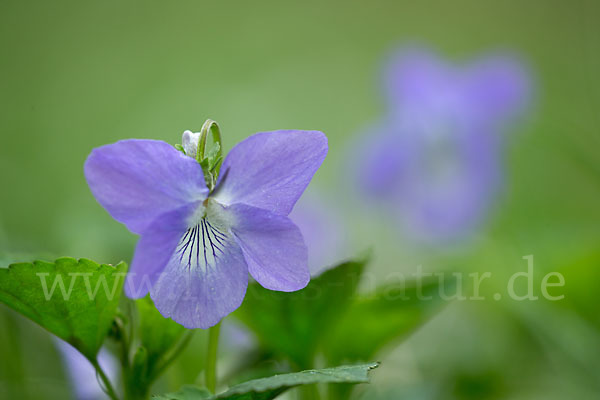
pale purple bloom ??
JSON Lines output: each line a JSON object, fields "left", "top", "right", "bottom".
{"left": 85, "top": 130, "right": 327, "bottom": 328}
{"left": 56, "top": 340, "right": 118, "bottom": 400}
{"left": 360, "top": 47, "right": 530, "bottom": 240}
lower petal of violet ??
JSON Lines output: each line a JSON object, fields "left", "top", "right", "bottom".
{"left": 125, "top": 203, "right": 201, "bottom": 299}
{"left": 150, "top": 217, "right": 249, "bottom": 329}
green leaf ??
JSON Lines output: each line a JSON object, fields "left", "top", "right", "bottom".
{"left": 324, "top": 277, "right": 455, "bottom": 364}
{"left": 234, "top": 256, "right": 368, "bottom": 368}
{"left": 153, "top": 363, "right": 378, "bottom": 400}
{"left": 0, "top": 257, "right": 127, "bottom": 360}
{"left": 154, "top": 385, "right": 212, "bottom": 400}
{"left": 137, "top": 295, "right": 186, "bottom": 375}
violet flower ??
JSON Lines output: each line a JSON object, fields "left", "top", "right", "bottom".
{"left": 85, "top": 129, "right": 327, "bottom": 328}
{"left": 360, "top": 47, "right": 530, "bottom": 240}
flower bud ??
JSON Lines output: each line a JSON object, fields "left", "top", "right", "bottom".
{"left": 182, "top": 130, "right": 201, "bottom": 158}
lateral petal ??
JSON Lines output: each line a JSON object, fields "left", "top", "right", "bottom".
{"left": 85, "top": 139, "right": 208, "bottom": 234}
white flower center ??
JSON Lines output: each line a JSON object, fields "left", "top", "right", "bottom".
{"left": 174, "top": 198, "right": 235, "bottom": 272}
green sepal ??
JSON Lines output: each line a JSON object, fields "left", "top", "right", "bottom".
{"left": 174, "top": 143, "right": 186, "bottom": 154}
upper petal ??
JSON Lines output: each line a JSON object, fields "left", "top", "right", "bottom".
{"left": 213, "top": 130, "right": 328, "bottom": 216}
{"left": 84, "top": 139, "right": 208, "bottom": 234}
{"left": 229, "top": 203, "right": 309, "bottom": 292}
{"left": 464, "top": 55, "right": 531, "bottom": 123}
{"left": 383, "top": 46, "right": 453, "bottom": 113}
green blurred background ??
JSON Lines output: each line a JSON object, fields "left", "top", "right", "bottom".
{"left": 1, "top": 0, "right": 599, "bottom": 399}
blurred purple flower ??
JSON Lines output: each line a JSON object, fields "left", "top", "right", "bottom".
{"left": 360, "top": 47, "right": 531, "bottom": 241}
{"left": 221, "top": 319, "right": 256, "bottom": 353}
{"left": 85, "top": 131, "right": 327, "bottom": 328}
{"left": 289, "top": 194, "right": 345, "bottom": 275}
{"left": 56, "top": 340, "right": 117, "bottom": 400}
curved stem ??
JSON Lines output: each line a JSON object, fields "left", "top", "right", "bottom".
{"left": 196, "top": 119, "right": 222, "bottom": 164}
{"left": 196, "top": 119, "right": 223, "bottom": 191}
{"left": 205, "top": 322, "right": 221, "bottom": 393}
{"left": 94, "top": 360, "right": 120, "bottom": 400}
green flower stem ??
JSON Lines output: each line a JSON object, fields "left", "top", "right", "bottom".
{"left": 206, "top": 322, "right": 221, "bottom": 393}
{"left": 94, "top": 360, "right": 120, "bottom": 400}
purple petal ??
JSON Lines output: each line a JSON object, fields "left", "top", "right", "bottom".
{"left": 358, "top": 126, "right": 414, "bottom": 199}
{"left": 360, "top": 121, "right": 502, "bottom": 240}
{"left": 464, "top": 55, "right": 531, "bottom": 122}
{"left": 213, "top": 130, "right": 328, "bottom": 216}
{"left": 150, "top": 219, "right": 248, "bottom": 329}
{"left": 383, "top": 47, "right": 530, "bottom": 128}
{"left": 125, "top": 203, "right": 198, "bottom": 298}
{"left": 85, "top": 139, "right": 208, "bottom": 234}
{"left": 229, "top": 203, "right": 309, "bottom": 291}
{"left": 403, "top": 131, "right": 502, "bottom": 240}
{"left": 383, "top": 47, "right": 454, "bottom": 113}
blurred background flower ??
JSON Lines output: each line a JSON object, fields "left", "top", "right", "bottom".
{"left": 359, "top": 46, "right": 531, "bottom": 242}
{"left": 55, "top": 340, "right": 118, "bottom": 400}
